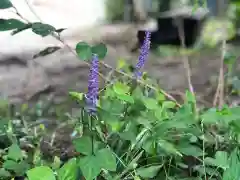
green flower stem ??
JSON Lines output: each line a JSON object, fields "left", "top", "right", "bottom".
{"left": 89, "top": 115, "right": 95, "bottom": 155}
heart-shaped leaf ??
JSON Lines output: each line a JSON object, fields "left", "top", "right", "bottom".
{"left": 91, "top": 43, "right": 107, "bottom": 59}
{"left": 78, "top": 155, "right": 101, "bottom": 180}
{"left": 73, "top": 136, "right": 95, "bottom": 155}
{"left": 27, "top": 166, "right": 56, "bottom": 180}
{"left": 76, "top": 42, "right": 92, "bottom": 61}
{"left": 58, "top": 158, "right": 78, "bottom": 180}
{"left": 96, "top": 148, "right": 117, "bottom": 171}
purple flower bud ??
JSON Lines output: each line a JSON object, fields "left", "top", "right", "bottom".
{"left": 134, "top": 31, "right": 151, "bottom": 78}
{"left": 85, "top": 54, "right": 99, "bottom": 115}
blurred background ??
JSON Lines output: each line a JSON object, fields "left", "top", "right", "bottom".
{"left": 0, "top": 0, "right": 239, "bottom": 107}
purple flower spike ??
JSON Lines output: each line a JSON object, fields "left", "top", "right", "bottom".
{"left": 85, "top": 54, "right": 99, "bottom": 115}
{"left": 134, "top": 31, "right": 151, "bottom": 78}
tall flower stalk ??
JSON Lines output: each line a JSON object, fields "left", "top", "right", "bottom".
{"left": 134, "top": 31, "right": 151, "bottom": 78}
{"left": 85, "top": 53, "right": 100, "bottom": 155}
{"left": 85, "top": 54, "right": 99, "bottom": 115}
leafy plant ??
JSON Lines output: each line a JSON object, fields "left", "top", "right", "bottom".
{"left": 0, "top": 1, "right": 239, "bottom": 180}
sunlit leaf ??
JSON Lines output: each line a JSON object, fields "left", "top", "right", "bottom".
{"left": 27, "top": 166, "right": 56, "bottom": 180}
{"left": 58, "top": 158, "right": 78, "bottom": 180}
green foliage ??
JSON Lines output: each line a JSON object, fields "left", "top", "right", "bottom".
{"left": 76, "top": 41, "right": 107, "bottom": 61}
{"left": 91, "top": 43, "right": 108, "bottom": 59}
{"left": 105, "top": 0, "right": 125, "bottom": 22}
{"left": 0, "top": 0, "right": 12, "bottom": 9}
{"left": 27, "top": 166, "right": 56, "bottom": 180}
{"left": 76, "top": 42, "right": 92, "bottom": 61}
{"left": 31, "top": 22, "right": 56, "bottom": 37}
{"left": 0, "top": 19, "right": 26, "bottom": 31}
{"left": 0, "top": 1, "right": 240, "bottom": 180}
{"left": 58, "top": 158, "right": 78, "bottom": 180}
{"left": 33, "top": 46, "right": 61, "bottom": 59}
{"left": 202, "top": 18, "right": 236, "bottom": 47}
{"left": 136, "top": 165, "right": 163, "bottom": 178}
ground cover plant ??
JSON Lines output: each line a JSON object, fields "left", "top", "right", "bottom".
{"left": 0, "top": 0, "right": 240, "bottom": 180}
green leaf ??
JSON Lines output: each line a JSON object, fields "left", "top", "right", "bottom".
{"left": 11, "top": 23, "right": 32, "bottom": 35}
{"left": 0, "top": 19, "right": 26, "bottom": 31}
{"left": 52, "top": 156, "right": 61, "bottom": 170}
{"left": 162, "top": 101, "right": 176, "bottom": 109}
{"left": 117, "top": 58, "right": 127, "bottom": 69}
{"left": 113, "top": 82, "right": 130, "bottom": 95}
{"left": 33, "top": 46, "right": 61, "bottom": 59}
{"left": 27, "top": 166, "right": 56, "bottom": 180}
{"left": 58, "top": 158, "right": 78, "bottom": 180}
{"left": 102, "top": 113, "right": 124, "bottom": 132}
{"left": 117, "top": 94, "right": 134, "bottom": 104}
{"left": 156, "top": 92, "right": 166, "bottom": 101}
{"left": 72, "top": 136, "right": 92, "bottom": 155}
{"left": 7, "top": 144, "right": 23, "bottom": 161}
{"left": 78, "top": 155, "right": 101, "bottom": 180}
{"left": 76, "top": 42, "right": 92, "bottom": 61}
{"left": 185, "top": 90, "right": 196, "bottom": 104}
{"left": 136, "top": 165, "right": 163, "bottom": 178}
{"left": 14, "top": 161, "right": 30, "bottom": 175}
{"left": 31, "top": 23, "right": 56, "bottom": 37}
{"left": 69, "top": 91, "right": 84, "bottom": 101}
{"left": 3, "top": 160, "right": 19, "bottom": 171}
{"left": 143, "top": 98, "right": 159, "bottom": 110}
{"left": 120, "top": 130, "right": 137, "bottom": 142}
{"left": 177, "top": 144, "right": 204, "bottom": 157}
{"left": 91, "top": 43, "right": 107, "bottom": 59}
{"left": 96, "top": 148, "right": 117, "bottom": 171}
{"left": 205, "top": 151, "right": 229, "bottom": 170}
{"left": 223, "top": 148, "right": 240, "bottom": 179}
{"left": 134, "top": 176, "right": 141, "bottom": 180}
{"left": 3, "top": 160, "right": 30, "bottom": 175}
{"left": 0, "top": 168, "right": 11, "bottom": 178}
{"left": 195, "top": 166, "right": 221, "bottom": 177}
{"left": 201, "top": 108, "right": 221, "bottom": 124}
{"left": 0, "top": 0, "right": 12, "bottom": 9}
{"left": 158, "top": 139, "right": 182, "bottom": 157}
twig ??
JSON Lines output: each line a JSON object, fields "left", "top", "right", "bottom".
{"left": 213, "top": 40, "right": 226, "bottom": 108}
{"left": 176, "top": 18, "right": 195, "bottom": 94}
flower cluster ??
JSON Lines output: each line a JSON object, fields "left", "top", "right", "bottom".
{"left": 134, "top": 31, "right": 151, "bottom": 78}
{"left": 85, "top": 31, "right": 151, "bottom": 115}
{"left": 85, "top": 54, "right": 99, "bottom": 115}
